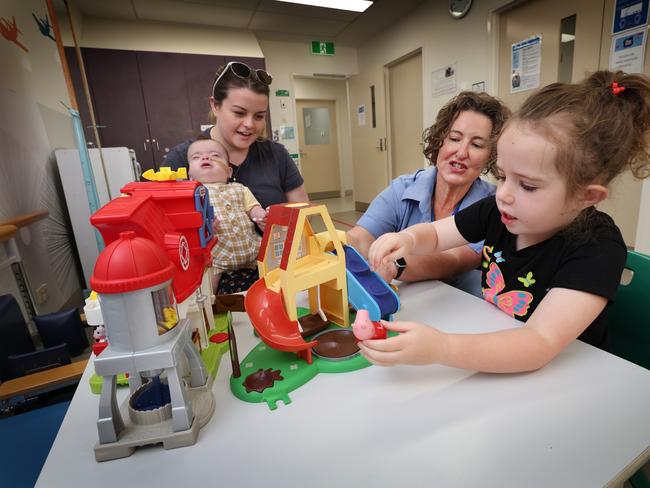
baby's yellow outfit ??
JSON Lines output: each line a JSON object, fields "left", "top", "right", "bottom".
{"left": 204, "top": 182, "right": 262, "bottom": 273}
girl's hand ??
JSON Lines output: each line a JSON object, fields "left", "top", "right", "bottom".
{"left": 368, "top": 232, "right": 414, "bottom": 271}
{"left": 357, "top": 320, "right": 445, "bottom": 366}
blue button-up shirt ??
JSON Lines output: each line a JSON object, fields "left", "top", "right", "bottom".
{"left": 357, "top": 166, "right": 495, "bottom": 296}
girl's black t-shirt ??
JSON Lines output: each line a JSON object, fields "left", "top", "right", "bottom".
{"left": 454, "top": 196, "right": 627, "bottom": 349}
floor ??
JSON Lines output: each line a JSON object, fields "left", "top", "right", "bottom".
{"left": 310, "top": 194, "right": 363, "bottom": 232}
{"left": 0, "top": 400, "right": 70, "bottom": 487}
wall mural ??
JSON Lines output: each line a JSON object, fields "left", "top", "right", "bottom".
{"left": 32, "top": 13, "right": 55, "bottom": 42}
{"left": 0, "top": 16, "right": 28, "bottom": 52}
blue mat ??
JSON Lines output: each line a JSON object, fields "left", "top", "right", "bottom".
{"left": 0, "top": 401, "right": 70, "bottom": 487}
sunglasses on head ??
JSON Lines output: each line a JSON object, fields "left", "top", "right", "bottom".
{"left": 212, "top": 62, "right": 273, "bottom": 96}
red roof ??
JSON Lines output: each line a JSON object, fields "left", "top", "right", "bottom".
{"left": 91, "top": 231, "right": 175, "bottom": 293}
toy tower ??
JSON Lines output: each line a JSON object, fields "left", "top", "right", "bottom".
{"left": 89, "top": 180, "right": 216, "bottom": 461}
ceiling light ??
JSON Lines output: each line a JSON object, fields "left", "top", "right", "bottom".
{"left": 275, "top": 1, "right": 373, "bottom": 13}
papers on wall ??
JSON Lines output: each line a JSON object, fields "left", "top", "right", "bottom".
{"left": 357, "top": 104, "right": 366, "bottom": 126}
{"left": 609, "top": 26, "right": 647, "bottom": 73}
{"left": 431, "top": 63, "right": 457, "bottom": 98}
{"left": 511, "top": 35, "right": 542, "bottom": 94}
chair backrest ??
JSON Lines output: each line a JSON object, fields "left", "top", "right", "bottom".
{"left": 7, "top": 343, "right": 71, "bottom": 379}
{"left": 34, "top": 308, "right": 89, "bottom": 357}
{"left": 608, "top": 250, "right": 650, "bottom": 370}
{"left": 0, "top": 294, "right": 36, "bottom": 381}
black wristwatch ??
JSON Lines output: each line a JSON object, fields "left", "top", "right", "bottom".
{"left": 394, "top": 257, "right": 407, "bottom": 280}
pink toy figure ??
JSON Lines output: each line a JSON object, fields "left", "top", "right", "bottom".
{"left": 93, "top": 325, "right": 106, "bottom": 343}
{"left": 352, "top": 309, "right": 386, "bottom": 340}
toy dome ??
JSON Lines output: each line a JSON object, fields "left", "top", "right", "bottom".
{"left": 91, "top": 231, "right": 175, "bottom": 294}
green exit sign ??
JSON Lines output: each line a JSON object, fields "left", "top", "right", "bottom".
{"left": 311, "top": 41, "right": 335, "bottom": 56}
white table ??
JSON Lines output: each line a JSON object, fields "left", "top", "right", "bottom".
{"left": 37, "top": 281, "right": 650, "bottom": 487}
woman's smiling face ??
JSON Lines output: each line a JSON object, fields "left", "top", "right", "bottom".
{"left": 211, "top": 87, "right": 269, "bottom": 153}
{"left": 435, "top": 110, "right": 493, "bottom": 189}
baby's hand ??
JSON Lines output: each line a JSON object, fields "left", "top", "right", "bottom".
{"left": 250, "top": 206, "right": 268, "bottom": 231}
{"left": 368, "top": 232, "right": 414, "bottom": 271}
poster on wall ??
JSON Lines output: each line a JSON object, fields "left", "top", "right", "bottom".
{"left": 357, "top": 104, "right": 366, "bottom": 126}
{"left": 610, "top": 27, "right": 647, "bottom": 73}
{"left": 612, "top": 0, "right": 649, "bottom": 35}
{"left": 431, "top": 63, "right": 457, "bottom": 97}
{"left": 511, "top": 35, "right": 542, "bottom": 94}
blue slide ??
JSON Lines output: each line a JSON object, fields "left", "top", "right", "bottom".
{"left": 343, "top": 245, "right": 400, "bottom": 322}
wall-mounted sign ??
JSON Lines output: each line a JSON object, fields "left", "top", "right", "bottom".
{"left": 511, "top": 35, "right": 542, "bottom": 94}
{"left": 612, "top": 0, "right": 649, "bottom": 34}
{"left": 610, "top": 26, "right": 647, "bottom": 73}
{"left": 431, "top": 63, "right": 457, "bottom": 97}
{"left": 311, "top": 41, "right": 335, "bottom": 55}
{"left": 275, "top": 89, "right": 290, "bottom": 97}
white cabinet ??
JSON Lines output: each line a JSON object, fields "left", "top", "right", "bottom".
{"left": 56, "top": 147, "right": 139, "bottom": 287}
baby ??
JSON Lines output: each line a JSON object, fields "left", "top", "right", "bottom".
{"left": 187, "top": 136, "right": 267, "bottom": 291}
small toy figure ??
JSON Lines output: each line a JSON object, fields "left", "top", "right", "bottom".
{"left": 93, "top": 325, "right": 106, "bottom": 343}
{"left": 352, "top": 309, "right": 386, "bottom": 340}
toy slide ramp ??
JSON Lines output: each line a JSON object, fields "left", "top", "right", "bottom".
{"left": 245, "top": 279, "right": 317, "bottom": 353}
{"left": 343, "top": 245, "right": 399, "bottom": 321}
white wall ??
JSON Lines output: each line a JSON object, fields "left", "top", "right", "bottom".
{"left": 0, "top": 0, "right": 80, "bottom": 316}
{"left": 293, "top": 77, "right": 353, "bottom": 193}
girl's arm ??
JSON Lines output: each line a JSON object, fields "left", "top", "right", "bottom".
{"left": 358, "top": 288, "right": 607, "bottom": 372}
{"left": 368, "top": 216, "right": 468, "bottom": 271}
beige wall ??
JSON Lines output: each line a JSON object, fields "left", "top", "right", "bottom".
{"left": 59, "top": 16, "right": 262, "bottom": 57}
{"left": 258, "top": 39, "right": 358, "bottom": 169}
{"left": 349, "top": 0, "right": 511, "bottom": 204}
{"left": 293, "top": 77, "right": 353, "bottom": 193}
{"left": 0, "top": 0, "right": 79, "bottom": 316}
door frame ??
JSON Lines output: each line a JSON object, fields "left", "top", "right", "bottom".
{"left": 383, "top": 47, "right": 424, "bottom": 183}
{"left": 295, "top": 97, "right": 343, "bottom": 199}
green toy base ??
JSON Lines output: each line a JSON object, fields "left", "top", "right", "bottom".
{"left": 230, "top": 309, "right": 375, "bottom": 410}
{"left": 89, "top": 311, "right": 233, "bottom": 394}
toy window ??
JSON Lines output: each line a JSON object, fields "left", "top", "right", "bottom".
{"left": 152, "top": 284, "right": 178, "bottom": 335}
{"left": 265, "top": 224, "right": 288, "bottom": 271}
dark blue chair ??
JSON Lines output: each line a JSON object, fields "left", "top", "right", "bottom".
{"left": 34, "top": 308, "right": 89, "bottom": 357}
{"left": 0, "top": 294, "right": 36, "bottom": 381}
{"left": 1, "top": 294, "right": 87, "bottom": 382}
{"left": 7, "top": 343, "right": 71, "bottom": 378}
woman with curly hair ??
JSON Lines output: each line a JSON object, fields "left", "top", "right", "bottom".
{"left": 346, "top": 91, "right": 511, "bottom": 297}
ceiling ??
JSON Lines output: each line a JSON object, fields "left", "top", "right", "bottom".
{"left": 67, "top": 0, "right": 428, "bottom": 47}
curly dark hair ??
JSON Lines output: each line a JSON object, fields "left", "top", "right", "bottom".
{"left": 423, "top": 91, "right": 511, "bottom": 174}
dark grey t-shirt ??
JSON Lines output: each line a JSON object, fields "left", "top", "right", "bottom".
{"left": 164, "top": 128, "right": 304, "bottom": 209}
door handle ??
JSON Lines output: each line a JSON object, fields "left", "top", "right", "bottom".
{"left": 152, "top": 139, "right": 160, "bottom": 150}
{"left": 144, "top": 139, "right": 150, "bottom": 151}
{"left": 376, "top": 138, "right": 384, "bottom": 151}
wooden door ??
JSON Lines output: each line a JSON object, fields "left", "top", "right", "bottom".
{"left": 388, "top": 52, "right": 424, "bottom": 178}
{"left": 82, "top": 48, "right": 155, "bottom": 172}
{"left": 138, "top": 51, "right": 196, "bottom": 168}
{"left": 296, "top": 99, "right": 341, "bottom": 198}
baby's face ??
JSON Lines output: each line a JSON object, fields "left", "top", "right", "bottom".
{"left": 187, "top": 139, "right": 230, "bottom": 184}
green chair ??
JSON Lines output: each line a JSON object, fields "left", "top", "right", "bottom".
{"left": 609, "top": 250, "right": 650, "bottom": 370}
{"left": 608, "top": 250, "right": 650, "bottom": 488}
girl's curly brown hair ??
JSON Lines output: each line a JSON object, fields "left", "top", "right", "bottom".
{"left": 423, "top": 91, "right": 511, "bottom": 174}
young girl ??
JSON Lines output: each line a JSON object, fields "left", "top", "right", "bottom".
{"left": 364, "top": 70, "right": 650, "bottom": 373}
